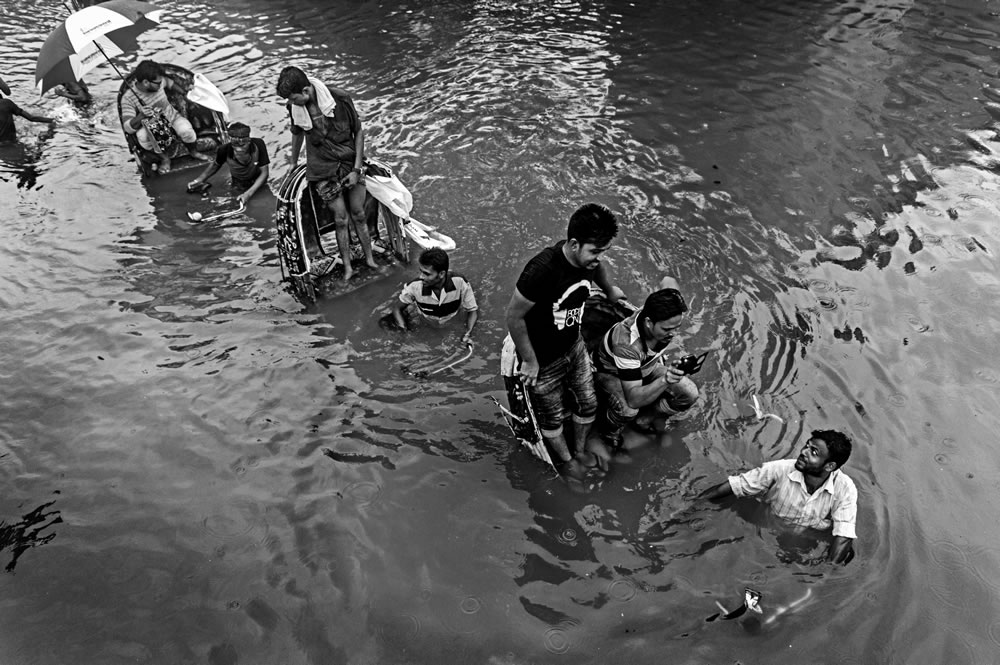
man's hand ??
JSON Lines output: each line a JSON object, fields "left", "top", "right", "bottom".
{"left": 519, "top": 358, "right": 540, "bottom": 387}
{"left": 650, "top": 363, "right": 684, "bottom": 385}
{"left": 461, "top": 333, "right": 473, "bottom": 346}
{"left": 829, "top": 537, "right": 855, "bottom": 565}
{"left": 236, "top": 191, "right": 252, "bottom": 206}
{"left": 346, "top": 170, "right": 360, "bottom": 187}
{"left": 663, "top": 365, "right": 685, "bottom": 385}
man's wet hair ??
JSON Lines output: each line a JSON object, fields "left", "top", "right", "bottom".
{"left": 567, "top": 203, "right": 618, "bottom": 246}
{"left": 227, "top": 121, "right": 251, "bottom": 137}
{"left": 640, "top": 288, "right": 687, "bottom": 326}
{"left": 134, "top": 60, "right": 164, "bottom": 84}
{"left": 276, "top": 66, "right": 309, "bottom": 99}
{"left": 813, "top": 429, "right": 852, "bottom": 468}
{"left": 419, "top": 248, "right": 449, "bottom": 272}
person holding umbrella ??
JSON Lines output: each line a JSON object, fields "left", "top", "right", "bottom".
{"left": 0, "top": 76, "right": 54, "bottom": 144}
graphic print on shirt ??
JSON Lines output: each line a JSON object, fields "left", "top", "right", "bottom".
{"left": 551, "top": 279, "right": 592, "bottom": 331}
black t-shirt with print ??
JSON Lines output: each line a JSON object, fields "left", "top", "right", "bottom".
{"left": 515, "top": 240, "right": 596, "bottom": 366}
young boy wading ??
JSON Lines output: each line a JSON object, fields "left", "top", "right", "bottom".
{"left": 277, "top": 66, "right": 377, "bottom": 281}
{"left": 505, "top": 203, "right": 628, "bottom": 481}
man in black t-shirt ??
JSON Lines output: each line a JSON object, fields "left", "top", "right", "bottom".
{"left": 187, "top": 122, "right": 271, "bottom": 205}
{"left": 505, "top": 203, "right": 628, "bottom": 479}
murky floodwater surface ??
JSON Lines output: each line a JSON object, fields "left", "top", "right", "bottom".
{"left": 3, "top": 0, "right": 1000, "bottom": 663}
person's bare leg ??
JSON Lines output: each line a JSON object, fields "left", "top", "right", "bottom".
{"left": 184, "top": 143, "right": 211, "bottom": 161}
{"left": 176, "top": 119, "right": 210, "bottom": 161}
{"left": 329, "top": 198, "right": 354, "bottom": 281}
{"left": 348, "top": 183, "right": 378, "bottom": 269}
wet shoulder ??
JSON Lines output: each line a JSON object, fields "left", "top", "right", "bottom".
{"left": 328, "top": 86, "right": 354, "bottom": 102}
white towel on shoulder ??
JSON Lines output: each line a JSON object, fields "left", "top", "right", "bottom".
{"left": 289, "top": 75, "right": 337, "bottom": 131}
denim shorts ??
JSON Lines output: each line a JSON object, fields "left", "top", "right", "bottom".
{"left": 526, "top": 338, "right": 597, "bottom": 437}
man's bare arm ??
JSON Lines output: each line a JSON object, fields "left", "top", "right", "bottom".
{"left": 593, "top": 261, "right": 627, "bottom": 303}
{"left": 698, "top": 480, "right": 734, "bottom": 501}
{"left": 505, "top": 289, "right": 540, "bottom": 386}
{"left": 828, "top": 537, "right": 855, "bottom": 565}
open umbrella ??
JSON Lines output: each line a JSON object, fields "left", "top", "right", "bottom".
{"left": 34, "top": 0, "right": 164, "bottom": 94}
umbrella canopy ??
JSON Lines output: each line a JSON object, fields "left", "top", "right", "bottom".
{"left": 35, "top": 0, "right": 164, "bottom": 93}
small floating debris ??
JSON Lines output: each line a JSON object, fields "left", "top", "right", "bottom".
{"left": 750, "top": 394, "right": 784, "bottom": 423}
{"left": 707, "top": 588, "right": 763, "bottom": 622}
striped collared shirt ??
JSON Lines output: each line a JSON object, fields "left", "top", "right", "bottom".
{"left": 399, "top": 273, "right": 477, "bottom": 323}
{"left": 593, "top": 311, "right": 672, "bottom": 382}
{"left": 728, "top": 459, "right": 858, "bottom": 538}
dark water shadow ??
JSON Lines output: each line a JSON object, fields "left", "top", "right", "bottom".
{"left": 0, "top": 499, "right": 62, "bottom": 572}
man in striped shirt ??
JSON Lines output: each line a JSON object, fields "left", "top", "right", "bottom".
{"left": 592, "top": 281, "right": 700, "bottom": 450}
{"left": 391, "top": 248, "right": 478, "bottom": 343}
{"left": 699, "top": 430, "right": 858, "bottom": 564}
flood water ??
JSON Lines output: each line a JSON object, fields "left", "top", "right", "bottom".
{"left": 2, "top": 0, "right": 1000, "bottom": 662}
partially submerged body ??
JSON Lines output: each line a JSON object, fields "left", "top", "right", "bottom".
{"left": 188, "top": 123, "right": 270, "bottom": 205}
{"left": 391, "top": 249, "right": 479, "bottom": 344}
{"left": 0, "top": 96, "right": 53, "bottom": 144}
{"left": 53, "top": 80, "right": 92, "bottom": 105}
{"left": 699, "top": 431, "right": 858, "bottom": 565}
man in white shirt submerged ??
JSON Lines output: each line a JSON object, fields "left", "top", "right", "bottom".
{"left": 699, "top": 429, "right": 858, "bottom": 564}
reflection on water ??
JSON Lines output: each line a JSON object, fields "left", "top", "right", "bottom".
{"left": 0, "top": 500, "right": 62, "bottom": 572}
{"left": 2, "top": 0, "right": 1000, "bottom": 662}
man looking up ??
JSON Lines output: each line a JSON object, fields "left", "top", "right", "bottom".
{"left": 121, "top": 60, "right": 211, "bottom": 173}
{"left": 699, "top": 429, "right": 859, "bottom": 564}
{"left": 505, "top": 203, "right": 628, "bottom": 480}
{"left": 592, "top": 280, "right": 700, "bottom": 454}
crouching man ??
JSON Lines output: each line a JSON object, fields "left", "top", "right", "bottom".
{"left": 592, "top": 281, "right": 699, "bottom": 451}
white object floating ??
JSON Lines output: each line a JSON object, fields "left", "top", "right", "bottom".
{"left": 750, "top": 394, "right": 784, "bottom": 423}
